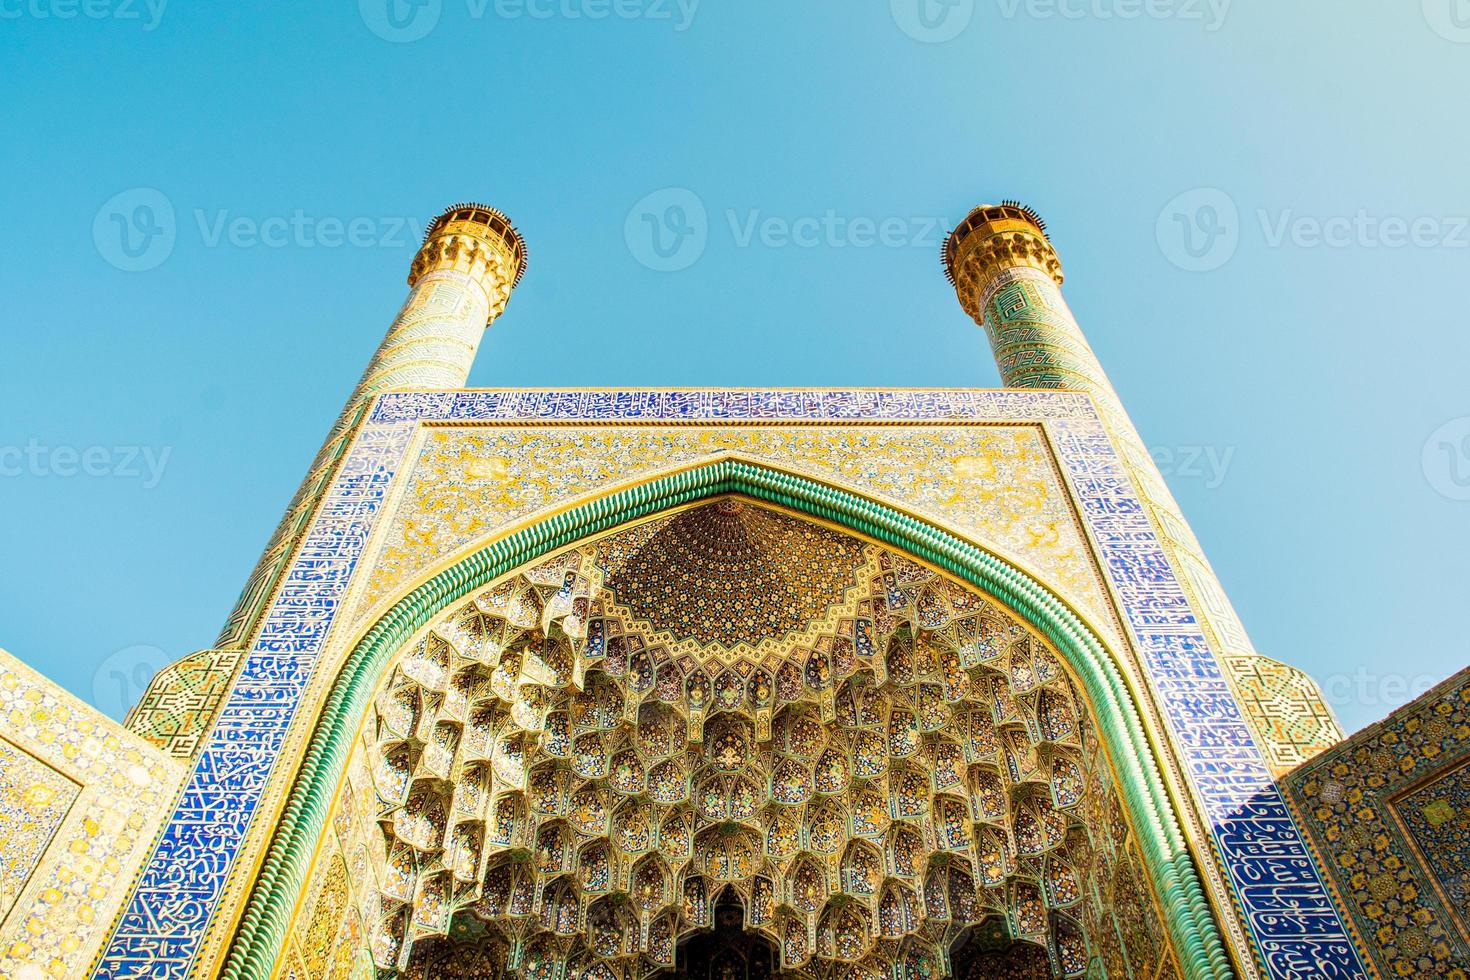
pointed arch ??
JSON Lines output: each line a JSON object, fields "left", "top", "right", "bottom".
{"left": 219, "top": 457, "right": 1231, "bottom": 980}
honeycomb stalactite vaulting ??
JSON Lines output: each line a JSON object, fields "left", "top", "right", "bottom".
{"left": 347, "top": 501, "right": 1177, "bottom": 979}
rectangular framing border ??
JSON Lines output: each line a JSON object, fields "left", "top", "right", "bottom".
{"left": 93, "top": 389, "right": 1367, "bottom": 979}
{"left": 1386, "top": 752, "right": 1470, "bottom": 948}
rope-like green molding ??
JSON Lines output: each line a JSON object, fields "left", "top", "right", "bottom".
{"left": 219, "top": 459, "right": 1233, "bottom": 980}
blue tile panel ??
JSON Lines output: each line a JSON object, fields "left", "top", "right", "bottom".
{"left": 1046, "top": 418, "right": 1367, "bottom": 979}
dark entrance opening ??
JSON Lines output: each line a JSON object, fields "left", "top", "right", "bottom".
{"left": 666, "top": 889, "right": 777, "bottom": 980}
{"left": 948, "top": 917, "right": 1055, "bottom": 979}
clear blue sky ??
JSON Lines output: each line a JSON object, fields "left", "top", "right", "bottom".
{"left": 2, "top": 1, "right": 1467, "bottom": 733}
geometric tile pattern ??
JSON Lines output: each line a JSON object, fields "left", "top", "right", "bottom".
{"left": 94, "top": 422, "right": 418, "bottom": 980}
{"left": 1040, "top": 414, "right": 1367, "bottom": 980}
{"left": 1218, "top": 653, "right": 1343, "bottom": 778}
{"left": 967, "top": 264, "right": 1333, "bottom": 792}
{"left": 215, "top": 201, "right": 522, "bottom": 656}
{"left": 94, "top": 389, "right": 1366, "bottom": 980}
{"left": 972, "top": 267, "right": 1258, "bottom": 663}
{"left": 126, "top": 648, "right": 246, "bottom": 759}
{"left": 1283, "top": 667, "right": 1470, "bottom": 979}
{"left": 955, "top": 262, "right": 1357, "bottom": 975}
{"left": 280, "top": 756, "right": 374, "bottom": 980}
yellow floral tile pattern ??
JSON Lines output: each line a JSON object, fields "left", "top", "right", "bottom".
{"left": 351, "top": 425, "right": 1124, "bottom": 651}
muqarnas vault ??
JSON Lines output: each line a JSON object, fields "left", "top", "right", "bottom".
{"left": 1, "top": 201, "right": 1465, "bottom": 980}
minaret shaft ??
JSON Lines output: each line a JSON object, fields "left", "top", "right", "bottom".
{"left": 215, "top": 204, "right": 526, "bottom": 649}
{"left": 946, "top": 205, "right": 1253, "bottom": 653}
{"left": 945, "top": 203, "right": 1341, "bottom": 776}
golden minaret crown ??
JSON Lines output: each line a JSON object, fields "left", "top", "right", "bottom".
{"left": 409, "top": 202, "right": 528, "bottom": 321}
{"left": 943, "top": 201, "right": 1063, "bottom": 320}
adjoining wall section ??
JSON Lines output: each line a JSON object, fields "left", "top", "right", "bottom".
{"left": 1283, "top": 666, "right": 1470, "bottom": 979}
{"left": 0, "top": 648, "right": 186, "bottom": 980}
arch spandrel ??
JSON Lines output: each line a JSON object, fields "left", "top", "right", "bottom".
{"left": 257, "top": 491, "right": 1228, "bottom": 980}
{"left": 341, "top": 426, "right": 1129, "bottom": 657}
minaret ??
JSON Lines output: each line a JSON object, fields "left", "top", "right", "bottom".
{"left": 216, "top": 203, "right": 527, "bottom": 648}
{"left": 943, "top": 202, "right": 1338, "bottom": 771}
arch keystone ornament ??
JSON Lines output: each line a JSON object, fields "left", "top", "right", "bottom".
{"left": 0, "top": 199, "right": 1405, "bottom": 980}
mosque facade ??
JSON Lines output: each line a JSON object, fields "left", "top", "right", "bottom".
{"left": 0, "top": 202, "right": 1463, "bottom": 979}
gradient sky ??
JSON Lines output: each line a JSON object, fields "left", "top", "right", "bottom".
{"left": 2, "top": 1, "right": 1467, "bottom": 732}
